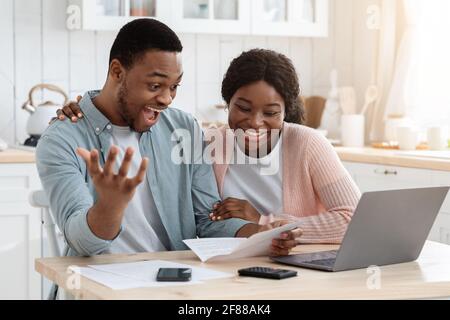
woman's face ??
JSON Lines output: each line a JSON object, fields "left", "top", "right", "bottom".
{"left": 228, "top": 80, "right": 285, "bottom": 155}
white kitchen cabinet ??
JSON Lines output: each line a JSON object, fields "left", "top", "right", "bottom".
{"left": 343, "top": 161, "right": 450, "bottom": 245}
{"left": 429, "top": 171, "right": 450, "bottom": 244}
{"left": 430, "top": 212, "right": 450, "bottom": 245}
{"left": 0, "top": 164, "right": 42, "bottom": 299}
{"left": 251, "top": 0, "right": 329, "bottom": 37}
{"left": 430, "top": 171, "right": 450, "bottom": 214}
{"left": 171, "top": 0, "right": 251, "bottom": 35}
{"left": 69, "top": 0, "right": 173, "bottom": 31}
{"left": 342, "top": 162, "right": 434, "bottom": 193}
{"left": 69, "top": 0, "right": 329, "bottom": 37}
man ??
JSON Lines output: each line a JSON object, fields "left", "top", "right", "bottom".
{"left": 36, "top": 18, "right": 261, "bottom": 257}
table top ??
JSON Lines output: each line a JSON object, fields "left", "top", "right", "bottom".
{"left": 35, "top": 241, "right": 450, "bottom": 300}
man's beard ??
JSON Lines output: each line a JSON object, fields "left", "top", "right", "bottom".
{"left": 117, "top": 81, "right": 137, "bottom": 131}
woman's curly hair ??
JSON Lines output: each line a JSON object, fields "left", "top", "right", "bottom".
{"left": 221, "top": 49, "right": 304, "bottom": 124}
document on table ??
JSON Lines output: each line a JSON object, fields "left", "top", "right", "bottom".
{"left": 183, "top": 221, "right": 303, "bottom": 262}
{"left": 68, "top": 260, "right": 232, "bottom": 290}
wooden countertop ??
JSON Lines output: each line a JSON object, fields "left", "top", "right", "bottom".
{"left": 1, "top": 144, "right": 449, "bottom": 172}
{"left": 335, "top": 147, "right": 450, "bottom": 172}
{"left": 0, "top": 148, "right": 35, "bottom": 164}
{"left": 35, "top": 241, "right": 450, "bottom": 300}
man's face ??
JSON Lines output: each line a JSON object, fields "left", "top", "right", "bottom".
{"left": 116, "top": 50, "right": 183, "bottom": 132}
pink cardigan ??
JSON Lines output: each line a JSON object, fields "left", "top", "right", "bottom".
{"left": 211, "top": 123, "right": 361, "bottom": 244}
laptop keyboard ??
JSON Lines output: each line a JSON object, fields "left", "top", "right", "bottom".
{"left": 305, "top": 258, "right": 336, "bottom": 267}
{"left": 305, "top": 250, "right": 338, "bottom": 267}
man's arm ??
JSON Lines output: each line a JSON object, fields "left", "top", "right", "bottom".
{"left": 36, "top": 134, "right": 113, "bottom": 256}
{"left": 36, "top": 133, "right": 148, "bottom": 256}
{"left": 76, "top": 146, "right": 148, "bottom": 240}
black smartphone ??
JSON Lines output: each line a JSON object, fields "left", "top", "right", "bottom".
{"left": 238, "top": 266, "right": 297, "bottom": 280}
{"left": 156, "top": 268, "right": 192, "bottom": 282}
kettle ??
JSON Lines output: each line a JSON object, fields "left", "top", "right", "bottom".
{"left": 21, "top": 84, "right": 69, "bottom": 146}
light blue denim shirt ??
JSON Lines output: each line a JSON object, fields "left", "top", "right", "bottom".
{"left": 36, "top": 91, "right": 249, "bottom": 256}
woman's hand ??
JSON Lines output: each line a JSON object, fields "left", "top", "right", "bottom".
{"left": 270, "top": 228, "right": 303, "bottom": 256}
{"left": 56, "top": 95, "right": 83, "bottom": 122}
{"left": 209, "top": 198, "right": 261, "bottom": 223}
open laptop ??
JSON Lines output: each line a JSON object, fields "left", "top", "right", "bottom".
{"left": 271, "top": 187, "right": 450, "bottom": 272}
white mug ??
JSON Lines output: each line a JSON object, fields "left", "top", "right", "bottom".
{"left": 427, "top": 126, "right": 449, "bottom": 150}
{"left": 396, "top": 126, "right": 419, "bottom": 151}
{"left": 341, "top": 115, "right": 365, "bottom": 148}
{"left": 384, "top": 116, "right": 414, "bottom": 142}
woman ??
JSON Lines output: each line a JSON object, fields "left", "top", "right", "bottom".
{"left": 57, "top": 49, "right": 361, "bottom": 255}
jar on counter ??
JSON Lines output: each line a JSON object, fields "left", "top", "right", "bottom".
{"left": 384, "top": 114, "right": 415, "bottom": 143}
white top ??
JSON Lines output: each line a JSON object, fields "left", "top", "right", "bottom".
{"left": 106, "top": 125, "right": 171, "bottom": 254}
{"left": 222, "top": 137, "right": 283, "bottom": 216}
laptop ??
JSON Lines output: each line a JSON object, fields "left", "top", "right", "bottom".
{"left": 271, "top": 187, "right": 450, "bottom": 272}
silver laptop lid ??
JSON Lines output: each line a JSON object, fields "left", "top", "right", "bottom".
{"left": 333, "top": 187, "right": 450, "bottom": 271}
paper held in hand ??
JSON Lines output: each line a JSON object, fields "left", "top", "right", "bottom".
{"left": 183, "top": 221, "right": 303, "bottom": 262}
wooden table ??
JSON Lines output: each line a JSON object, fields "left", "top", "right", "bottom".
{"left": 35, "top": 241, "right": 450, "bottom": 300}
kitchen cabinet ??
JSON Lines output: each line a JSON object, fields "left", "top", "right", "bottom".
{"left": 251, "top": 0, "right": 329, "bottom": 37}
{"left": 342, "top": 162, "right": 434, "bottom": 192}
{"left": 69, "top": 0, "right": 173, "bottom": 31}
{"left": 430, "top": 171, "right": 450, "bottom": 244}
{"left": 343, "top": 161, "right": 450, "bottom": 245}
{"left": 0, "top": 163, "right": 42, "bottom": 299}
{"left": 171, "top": 0, "right": 251, "bottom": 35}
{"left": 69, "top": 0, "right": 329, "bottom": 37}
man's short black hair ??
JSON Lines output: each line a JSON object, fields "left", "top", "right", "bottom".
{"left": 109, "top": 18, "right": 183, "bottom": 69}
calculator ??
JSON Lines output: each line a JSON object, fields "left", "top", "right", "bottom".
{"left": 238, "top": 266, "right": 298, "bottom": 280}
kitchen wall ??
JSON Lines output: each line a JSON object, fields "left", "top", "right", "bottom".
{"left": 0, "top": 0, "right": 379, "bottom": 146}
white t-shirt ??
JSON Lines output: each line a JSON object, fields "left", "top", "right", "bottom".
{"left": 106, "top": 125, "right": 171, "bottom": 254}
{"left": 222, "top": 137, "right": 283, "bottom": 216}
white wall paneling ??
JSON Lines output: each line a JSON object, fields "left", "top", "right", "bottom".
{"left": 42, "top": 0, "right": 70, "bottom": 104}
{"left": 290, "top": 38, "right": 313, "bottom": 96}
{"left": 333, "top": 0, "right": 354, "bottom": 87}
{"left": 0, "top": 0, "right": 380, "bottom": 143}
{"left": 94, "top": 31, "right": 117, "bottom": 91}
{"left": 0, "top": 0, "right": 15, "bottom": 145}
{"left": 267, "top": 37, "right": 291, "bottom": 58}
{"left": 69, "top": 30, "right": 96, "bottom": 96}
{"left": 311, "top": 0, "right": 336, "bottom": 97}
{"left": 242, "top": 35, "right": 268, "bottom": 52}
{"left": 14, "top": 0, "right": 43, "bottom": 145}
{"left": 195, "top": 34, "right": 223, "bottom": 122}
{"left": 172, "top": 33, "right": 197, "bottom": 116}
{"left": 352, "top": 0, "right": 380, "bottom": 111}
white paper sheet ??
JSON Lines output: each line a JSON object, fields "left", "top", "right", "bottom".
{"left": 72, "top": 266, "right": 156, "bottom": 290}
{"left": 183, "top": 221, "right": 303, "bottom": 262}
{"left": 180, "top": 238, "right": 246, "bottom": 262}
{"left": 69, "top": 260, "right": 232, "bottom": 290}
